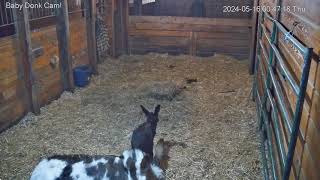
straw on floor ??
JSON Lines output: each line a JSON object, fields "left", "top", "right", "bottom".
{"left": 0, "top": 53, "right": 262, "bottom": 180}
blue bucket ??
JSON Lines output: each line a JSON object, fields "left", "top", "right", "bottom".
{"left": 73, "top": 65, "right": 92, "bottom": 87}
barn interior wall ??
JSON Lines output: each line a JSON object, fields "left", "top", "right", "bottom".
{"left": 0, "top": 13, "right": 89, "bottom": 132}
{"left": 128, "top": 16, "right": 252, "bottom": 59}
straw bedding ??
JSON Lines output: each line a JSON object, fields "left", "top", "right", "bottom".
{"left": 0, "top": 53, "right": 262, "bottom": 180}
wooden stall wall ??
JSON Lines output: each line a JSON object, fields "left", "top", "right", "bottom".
{"left": 129, "top": 16, "right": 252, "bottom": 59}
{"left": 255, "top": 0, "right": 320, "bottom": 179}
{"left": 31, "top": 26, "right": 62, "bottom": 106}
{"left": 0, "top": 36, "right": 29, "bottom": 132}
{"left": 0, "top": 3, "right": 91, "bottom": 132}
{"left": 69, "top": 13, "right": 89, "bottom": 67}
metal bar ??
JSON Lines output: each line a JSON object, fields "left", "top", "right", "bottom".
{"left": 259, "top": 115, "right": 270, "bottom": 180}
{"left": 259, "top": 40, "right": 269, "bottom": 62}
{"left": 36, "top": 0, "right": 41, "bottom": 19}
{"left": 9, "top": 4, "right": 14, "bottom": 24}
{"left": 257, "top": 62, "right": 279, "bottom": 179}
{"left": 40, "top": 0, "right": 43, "bottom": 18}
{"left": 255, "top": 90, "right": 270, "bottom": 180}
{"left": 283, "top": 48, "right": 313, "bottom": 180}
{"left": 264, "top": 12, "right": 308, "bottom": 54}
{"left": 0, "top": 1, "right": 4, "bottom": 25}
{"left": 0, "top": 23, "right": 15, "bottom": 28}
{"left": 259, "top": 10, "right": 277, "bottom": 144}
{"left": 271, "top": 43, "right": 300, "bottom": 95}
{"left": 256, "top": 71, "right": 278, "bottom": 179}
{"left": 254, "top": 11, "right": 265, "bottom": 129}
{"left": 259, "top": 57, "right": 287, "bottom": 170}
{"left": 4, "top": 0, "right": 9, "bottom": 24}
{"left": 266, "top": 89, "right": 287, "bottom": 170}
{"left": 261, "top": 22, "right": 293, "bottom": 134}
{"left": 262, "top": 113, "right": 278, "bottom": 180}
{"left": 262, "top": 23, "right": 300, "bottom": 97}
{"left": 267, "top": 61, "right": 293, "bottom": 134}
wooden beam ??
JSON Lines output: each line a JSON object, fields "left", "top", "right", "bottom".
{"left": 189, "top": 31, "right": 194, "bottom": 56}
{"left": 85, "top": 0, "right": 98, "bottom": 74}
{"left": 55, "top": 0, "right": 75, "bottom": 92}
{"left": 13, "top": 0, "right": 40, "bottom": 115}
{"left": 122, "top": 0, "right": 129, "bottom": 54}
{"left": 134, "top": 0, "right": 142, "bottom": 15}
{"left": 129, "top": 16, "right": 252, "bottom": 27}
{"left": 111, "top": 0, "right": 116, "bottom": 57}
{"left": 249, "top": 0, "right": 260, "bottom": 74}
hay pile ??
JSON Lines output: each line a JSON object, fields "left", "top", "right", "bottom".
{"left": 0, "top": 53, "right": 261, "bottom": 179}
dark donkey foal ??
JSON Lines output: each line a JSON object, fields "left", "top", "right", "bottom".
{"left": 131, "top": 105, "right": 161, "bottom": 157}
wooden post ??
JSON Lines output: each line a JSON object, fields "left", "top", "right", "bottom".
{"left": 193, "top": 32, "right": 197, "bottom": 56}
{"left": 134, "top": 0, "right": 142, "bottom": 15}
{"left": 85, "top": 0, "right": 98, "bottom": 74}
{"left": 13, "top": 0, "right": 40, "bottom": 115}
{"left": 55, "top": 0, "right": 75, "bottom": 92}
{"left": 110, "top": 0, "right": 128, "bottom": 57}
{"left": 154, "top": 0, "right": 160, "bottom": 16}
{"left": 111, "top": 0, "right": 116, "bottom": 57}
{"left": 189, "top": 31, "right": 196, "bottom": 56}
{"left": 121, "top": 0, "right": 129, "bottom": 54}
{"left": 249, "top": 0, "right": 260, "bottom": 74}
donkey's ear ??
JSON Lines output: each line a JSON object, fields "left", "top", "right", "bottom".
{"left": 154, "top": 105, "right": 161, "bottom": 116}
{"left": 141, "top": 105, "right": 149, "bottom": 115}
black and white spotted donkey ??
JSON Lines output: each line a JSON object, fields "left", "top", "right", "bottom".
{"left": 30, "top": 139, "right": 166, "bottom": 180}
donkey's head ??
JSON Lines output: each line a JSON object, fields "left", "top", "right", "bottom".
{"left": 141, "top": 105, "right": 161, "bottom": 124}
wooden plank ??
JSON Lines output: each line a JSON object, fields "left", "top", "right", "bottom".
{"left": 39, "top": 80, "right": 63, "bottom": 107}
{"left": 197, "top": 38, "right": 250, "bottom": 48}
{"left": 0, "top": 80, "right": 25, "bottom": 103}
{"left": 316, "top": 66, "right": 320, "bottom": 93}
{"left": 309, "top": 91, "right": 320, "bottom": 133}
{"left": 129, "top": 36, "right": 189, "bottom": 46}
{"left": 0, "top": 97, "right": 27, "bottom": 132}
{"left": 304, "top": 117, "right": 320, "bottom": 171}
{"left": 130, "top": 23, "right": 251, "bottom": 33}
{"left": 129, "top": 29, "right": 190, "bottom": 37}
{"left": 300, "top": 144, "right": 320, "bottom": 180}
{"left": 196, "top": 31, "right": 250, "bottom": 39}
{"left": 56, "top": 0, "right": 75, "bottom": 92}
{"left": 196, "top": 51, "right": 250, "bottom": 59}
{"left": 130, "top": 48, "right": 189, "bottom": 55}
{"left": 84, "top": 0, "right": 98, "bottom": 74}
{"left": 129, "top": 16, "right": 252, "bottom": 27}
{"left": 13, "top": 0, "right": 40, "bottom": 115}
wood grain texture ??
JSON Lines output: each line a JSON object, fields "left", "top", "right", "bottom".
{"left": 56, "top": 0, "right": 75, "bottom": 92}
{"left": 13, "top": 0, "right": 41, "bottom": 115}
{"left": 0, "top": 12, "right": 90, "bottom": 132}
{"left": 129, "top": 16, "right": 252, "bottom": 59}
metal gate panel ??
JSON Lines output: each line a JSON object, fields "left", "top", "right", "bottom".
{"left": 253, "top": 10, "right": 313, "bottom": 180}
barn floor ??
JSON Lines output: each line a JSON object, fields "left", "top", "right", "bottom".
{"left": 0, "top": 53, "right": 261, "bottom": 180}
